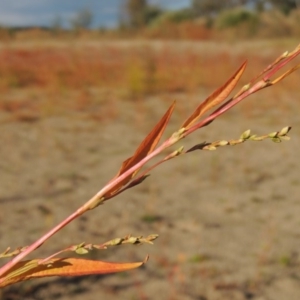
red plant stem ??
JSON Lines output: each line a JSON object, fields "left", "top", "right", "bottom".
{"left": 186, "top": 47, "right": 300, "bottom": 137}
{"left": 0, "top": 136, "right": 176, "bottom": 279}
{"left": 0, "top": 60, "right": 290, "bottom": 278}
{"left": 0, "top": 210, "right": 81, "bottom": 279}
{"left": 79, "top": 81, "right": 268, "bottom": 211}
{"left": 185, "top": 80, "right": 267, "bottom": 136}
{"left": 1, "top": 45, "right": 299, "bottom": 280}
{"left": 80, "top": 137, "right": 176, "bottom": 212}
{"left": 263, "top": 48, "right": 300, "bottom": 81}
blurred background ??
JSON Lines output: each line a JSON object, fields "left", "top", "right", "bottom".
{"left": 0, "top": 1, "right": 300, "bottom": 300}
{"left": 1, "top": 0, "right": 300, "bottom": 38}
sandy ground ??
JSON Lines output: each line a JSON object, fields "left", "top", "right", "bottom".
{"left": 0, "top": 44, "right": 300, "bottom": 299}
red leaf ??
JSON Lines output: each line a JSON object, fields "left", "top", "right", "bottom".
{"left": 0, "top": 257, "right": 146, "bottom": 287}
{"left": 182, "top": 61, "right": 247, "bottom": 129}
{"left": 104, "top": 102, "right": 175, "bottom": 198}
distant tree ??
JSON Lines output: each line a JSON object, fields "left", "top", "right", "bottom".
{"left": 70, "top": 8, "right": 93, "bottom": 30}
{"left": 123, "top": 0, "right": 148, "bottom": 28}
{"left": 119, "top": 0, "right": 164, "bottom": 29}
{"left": 253, "top": 0, "right": 266, "bottom": 13}
{"left": 51, "top": 15, "right": 63, "bottom": 34}
{"left": 144, "top": 5, "right": 163, "bottom": 25}
{"left": 267, "top": 0, "right": 298, "bottom": 15}
{"left": 151, "top": 8, "right": 193, "bottom": 26}
{"left": 191, "top": 0, "right": 248, "bottom": 17}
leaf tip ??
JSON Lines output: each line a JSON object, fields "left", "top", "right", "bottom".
{"left": 143, "top": 255, "right": 150, "bottom": 264}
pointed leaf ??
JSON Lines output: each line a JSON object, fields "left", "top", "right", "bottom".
{"left": 182, "top": 61, "right": 247, "bottom": 129}
{"left": 104, "top": 102, "right": 175, "bottom": 197}
{"left": 271, "top": 63, "right": 300, "bottom": 85}
{"left": 0, "top": 257, "right": 146, "bottom": 287}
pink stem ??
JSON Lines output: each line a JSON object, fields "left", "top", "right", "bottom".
{"left": 0, "top": 210, "right": 81, "bottom": 279}
{"left": 0, "top": 137, "right": 175, "bottom": 279}
{"left": 1, "top": 46, "right": 299, "bottom": 280}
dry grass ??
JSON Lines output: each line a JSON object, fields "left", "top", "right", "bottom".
{"left": 0, "top": 39, "right": 298, "bottom": 126}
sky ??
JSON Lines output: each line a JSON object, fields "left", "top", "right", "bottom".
{"left": 0, "top": 0, "right": 190, "bottom": 28}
